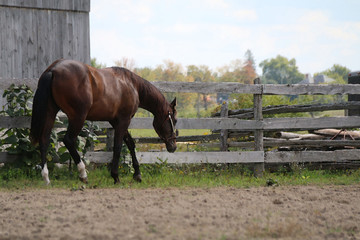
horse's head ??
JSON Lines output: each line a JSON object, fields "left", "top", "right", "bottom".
{"left": 153, "top": 98, "right": 178, "bottom": 153}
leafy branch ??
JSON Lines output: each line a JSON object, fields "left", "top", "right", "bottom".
{"left": 0, "top": 84, "right": 99, "bottom": 168}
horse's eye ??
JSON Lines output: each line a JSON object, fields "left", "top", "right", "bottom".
{"left": 175, "top": 129, "right": 179, "bottom": 137}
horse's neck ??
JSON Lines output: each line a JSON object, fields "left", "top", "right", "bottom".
{"left": 137, "top": 79, "right": 166, "bottom": 118}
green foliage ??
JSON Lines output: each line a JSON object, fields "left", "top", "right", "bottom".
{"left": 141, "top": 158, "right": 168, "bottom": 176}
{"left": 230, "top": 93, "right": 254, "bottom": 109}
{"left": 54, "top": 119, "right": 100, "bottom": 163}
{"left": 131, "top": 51, "right": 258, "bottom": 117}
{"left": 260, "top": 55, "right": 304, "bottom": 84}
{"left": 262, "top": 95, "right": 308, "bottom": 118}
{"left": 0, "top": 84, "right": 99, "bottom": 169}
{"left": 91, "top": 58, "right": 106, "bottom": 69}
{"left": 187, "top": 64, "right": 215, "bottom": 82}
{"left": 2, "top": 84, "right": 33, "bottom": 116}
{"left": 135, "top": 67, "right": 159, "bottom": 81}
{"left": 114, "top": 55, "right": 350, "bottom": 120}
{"left": 215, "top": 94, "right": 309, "bottom": 118}
{"left": 217, "top": 59, "right": 256, "bottom": 84}
{"left": 316, "top": 64, "right": 351, "bottom": 84}
{"left": 1, "top": 84, "right": 39, "bottom": 167}
{"left": 310, "top": 64, "right": 351, "bottom": 105}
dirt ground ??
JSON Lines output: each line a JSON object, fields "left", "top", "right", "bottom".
{"left": 0, "top": 185, "right": 360, "bottom": 240}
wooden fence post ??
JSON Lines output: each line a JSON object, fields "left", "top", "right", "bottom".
{"left": 106, "top": 128, "right": 114, "bottom": 151}
{"left": 220, "top": 102, "right": 229, "bottom": 151}
{"left": 253, "top": 78, "right": 264, "bottom": 177}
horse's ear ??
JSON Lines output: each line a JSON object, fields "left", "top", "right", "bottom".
{"left": 170, "top": 98, "right": 177, "bottom": 109}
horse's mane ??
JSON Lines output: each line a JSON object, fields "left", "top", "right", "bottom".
{"left": 110, "top": 67, "right": 167, "bottom": 113}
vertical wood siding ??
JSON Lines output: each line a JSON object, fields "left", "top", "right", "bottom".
{"left": 0, "top": 0, "right": 90, "bottom": 79}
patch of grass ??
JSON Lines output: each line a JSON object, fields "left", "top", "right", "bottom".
{"left": 0, "top": 162, "right": 360, "bottom": 190}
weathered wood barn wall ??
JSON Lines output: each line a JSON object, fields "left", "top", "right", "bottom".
{"left": 0, "top": 0, "right": 90, "bottom": 105}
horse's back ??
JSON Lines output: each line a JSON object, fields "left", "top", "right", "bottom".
{"left": 86, "top": 67, "right": 140, "bottom": 121}
{"left": 48, "top": 59, "right": 139, "bottom": 121}
{"left": 50, "top": 59, "right": 93, "bottom": 119}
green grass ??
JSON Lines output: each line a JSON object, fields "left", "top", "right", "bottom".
{"left": 0, "top": 163, "right": 359, "bottom": 190}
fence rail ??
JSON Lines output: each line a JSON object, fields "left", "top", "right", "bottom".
{"left": 3, "top": 78, "right": 360, "bottom": 94}
{"left": 2, "top": 116, "right": 360, "bottom": 131}
{"left": 213, "top": 102, "right": 360, "bottom": 119}
{"left": 1, "top": 79, "right": 360, "bottom": 168}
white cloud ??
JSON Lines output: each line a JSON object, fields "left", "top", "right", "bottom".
{"left": 90, "top": 1, "right": 360, "bottom": 74}
{"left": 231, "top": 9, "right": 258, "bottom": 21}
{"left": 212, "top": 24, "right": 252, "bottom": 41}
{"left": 298, "top": 10, "right": 329, "bottom": 24}
{"left": 91, "top": 0, "right": 153, "bottom": 24}
{"left": 167, "top": 23, "right": 199, "bottom": 34}
{"left": 246, "top": 9, "right": 360, "bottom": 73}
{"left": 205, "top": 0, "right": 229, "bottom": 9}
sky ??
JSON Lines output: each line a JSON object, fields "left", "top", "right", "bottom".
{"left": 90, "top": 0, "right": 360, "bottom": 75}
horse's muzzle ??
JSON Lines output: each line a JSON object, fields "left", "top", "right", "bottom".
{"left": 166, "top": 142, "right": 177, "bottom": 153}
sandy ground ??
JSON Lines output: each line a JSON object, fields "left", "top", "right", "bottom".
{"left": 0, "top": 185, "right": 360, "bottom": 240}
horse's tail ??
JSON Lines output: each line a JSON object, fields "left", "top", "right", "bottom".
{"left": 30, "top": 71, "right": 54, "bottom": 145}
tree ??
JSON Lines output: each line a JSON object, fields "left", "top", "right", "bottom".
{"left": 114, "top": 57, "right": 136, "bottom": 71}
{"left": 243, "top": 60, "right": 257, "bottom": 84}
{"left": 186, "top": 65, "right": 216, "bottom": 114}
{"left": 186, "top": 65, "right": 214, "bottom": 82}
{"left": 217, "top": 50, "right": 257, "bottom": 84}
{"left": 135, "top": 67, "right": 158, "bottom": 81}
{"left": 317, "top": 64, "right": 351, "bottom": 84}
{"left": 218, "top": 59, "right": 253, "bottom": 84}
{"left": 259, "top": 55, "right": 304, "bottom": 84}
{"left": 159, "top": 60, "right": 185, "bottom": 82}
{"left": 91, "top": 58, "right": 106, "bottom": 69}
{"left": 244, "top": 49, "right": 257, "bottom": 73}
{"left": 155, "top": 60, "right": 187, "bottom": 112}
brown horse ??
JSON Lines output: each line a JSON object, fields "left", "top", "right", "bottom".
{"left": 30, "top": 59, "right": 177, "bottom": 184}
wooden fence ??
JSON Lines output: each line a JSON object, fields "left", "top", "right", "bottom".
{"left": 1, "top": 78, "right": 360, "bottom": 172}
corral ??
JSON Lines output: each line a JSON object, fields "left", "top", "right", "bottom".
{"left": 1, "top": 0, "right": 360, "bottom": 170}
{"left": 1, "top": 79, "right": 360, "bottom": 171}
{"left": 1, "top": 1, "right": 360, "bottom": 239}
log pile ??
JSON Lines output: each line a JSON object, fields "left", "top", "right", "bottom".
{"left": 273, "top": 129, "right": 360, "bottom": 151}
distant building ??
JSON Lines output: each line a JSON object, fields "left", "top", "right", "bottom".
{"left": 314, "top": 75, "right": 335, "bottom": 84}
{"left": 298, "top": 74, "right": 335, "bottom": 84}
{"left": 301, "top": 74, "right": 314, "bottom": 84}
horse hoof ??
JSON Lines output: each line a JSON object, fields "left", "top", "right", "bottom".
{"left": 133, "top": 174, "right": 142, "bottom": 183}
{"left": 79, "top": 177, "right": 88, "bottom": 184}
{"left": 113, "top": 177, "right": 120, "bottom": 185}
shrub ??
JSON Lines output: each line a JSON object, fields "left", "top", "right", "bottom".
{"left": 0, "top": 84, "right": 99, "bottom": 170}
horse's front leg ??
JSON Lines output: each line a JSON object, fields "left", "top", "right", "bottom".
{"left": 110, "top": 121, "right": 130, "bottom": 184}
{"left": 124, "top": 130, "right": 142, "bottom": 182}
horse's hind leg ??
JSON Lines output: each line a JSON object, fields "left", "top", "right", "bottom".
{"left": 63, "top": 117, "right": 88, "bottom": 183}
{"left": 39, "top": 105, "right": 59, "bottom": 185}
{"left": 124, "top": 130, "right": 142, "bottom": 182}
